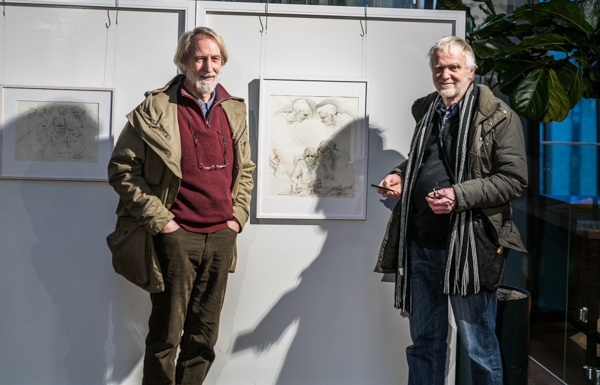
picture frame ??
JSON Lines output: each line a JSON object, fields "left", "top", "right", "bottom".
{"left": 257, "top": 78, "right": 368, "bottom": 220}
{"left": 0, "top": 85, "right": 114, "bottom": 181}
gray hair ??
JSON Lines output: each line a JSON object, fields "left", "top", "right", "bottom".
{"left": 173, "top": 27, "right": 228, "bottom": 74}
{"left": 428, "top": 36, "right": 477, "bottom": 72}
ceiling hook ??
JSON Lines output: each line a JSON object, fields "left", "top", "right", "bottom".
{"left": 259, "top": 1, "right": 269, "bottom": 34}
{"left": 105, "top": 10, "right": 111, "bottom": 29}
{"left": 363, "top": 5, "right": 368, "bottom": 36}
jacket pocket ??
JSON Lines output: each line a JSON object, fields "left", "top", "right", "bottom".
{"left": 107, "top": 219, "right": 149, "bottom": 286}
{"left": 498, "top": 219, "right": 528, "bottom": 253}
{"left": 474, "top": 210, "right": 506, "bottom": 291}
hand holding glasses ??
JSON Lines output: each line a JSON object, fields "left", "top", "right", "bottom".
{"left": 432, "top": 182, "right": 455, "bottom": 202}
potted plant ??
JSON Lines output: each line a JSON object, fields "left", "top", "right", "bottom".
{"left": 437, "top": 0, "right": 599, "bottom": 122}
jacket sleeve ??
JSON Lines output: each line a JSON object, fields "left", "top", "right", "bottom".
{"left": 452, "top": 111, "right": 528, "bottom": 211}
{"left": 108, "top": 122, "right": 174, "bottom": 235}
{"left": 232, "top": 121, "right": 256, "bottom": 233}
{"left": 388, "top": 160, "right": 408, "bottom": 177}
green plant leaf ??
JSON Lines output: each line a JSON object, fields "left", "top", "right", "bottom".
{"left": 498, "top": 61, "right": 544, "bottom": 87}
{"left": 472, "top": 41, "right": 500, "bottom": 59}
{"left": 473, "top": 17, "right": 515, "bottom": 39}
{"left": 479, "top": 4, "right": 493, "bottom": 17}
{"left": 579, "top": 0, "right": 600, "bottom": 30}
{"left": 510, "top": 68, "right": 549, "bottom": 121}
{"left": 476, "top": 58, "right": 495, "bottom": 78}
{"left": 534, "top": 0, "right": 594, "bottom": 37}
{"left": 569, "top": 67, "right": 584, "bottom": 107}
{"left": 555, "top": 62, "right": 584, "bottom": 108}
{"left": 525, "top": 7, "right": 554, "bottom": 26}
{"left": 513, "top": 5, "right": 533, "bottom": 21}
{"left": 541, "top": 69, "right": 571, "bottom": 122}
{"left": 509, "top": 33, "right": 571, "bottom": 55}
{"left": 532, "top": 26, "right": 554, "bottom": 35}
{"left": 572, "top": 49, "right": 592, "bottom": 69}
{"left": 485, "top": 36, "right": 516, "bottom": 53}
{"left": 479, "top": 0, "right": 497, "bottom": 15}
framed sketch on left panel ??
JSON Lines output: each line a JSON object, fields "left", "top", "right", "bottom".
{"left": 0, "top": 85, "right": 114, "bottom": 180}
{"left": 257, "top": 78, "right": 368, "bottom": 220}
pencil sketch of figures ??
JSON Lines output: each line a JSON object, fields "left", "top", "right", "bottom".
{"left": 273, "top": 98, "right": 318, "bottom": 127}
{"left": 267, "top": 95, "right": 358, "bottom": 198}
{"left": 14, "top": 101, "right": 99, "bottom": 163}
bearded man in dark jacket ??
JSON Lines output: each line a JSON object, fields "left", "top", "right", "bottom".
{"left": 375, "top": 36, "right": 527, "bottom": 385}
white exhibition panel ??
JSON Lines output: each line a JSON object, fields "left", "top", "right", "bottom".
{"left": 0, "top": 1, "right": 463, "bottom": 384}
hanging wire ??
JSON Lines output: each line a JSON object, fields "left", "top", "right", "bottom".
{"left": 105, "top": 10, "right": 111, "bottom": 29}
{"left": 115, "top": 0, "right": 119, "bottom": 25}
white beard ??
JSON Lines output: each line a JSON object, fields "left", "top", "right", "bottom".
{"left": 437, "top": 75, "right": 471, "bottom": 100}
{"left": 186, "top": 69, "right": 221, "bottom": 96}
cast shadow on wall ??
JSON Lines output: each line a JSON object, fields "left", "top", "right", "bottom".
{"left": 18, "top": 131, "right": 149, "bottom": 384}
{"left": 232, "top": 83, "right": 405, "bottom": 383}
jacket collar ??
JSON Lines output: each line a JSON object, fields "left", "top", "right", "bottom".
{"left": 475, "top": 85, "right": 500, "bottom": 119}
{"left": 413, "top": 84, "right": 500, "bottom": 123}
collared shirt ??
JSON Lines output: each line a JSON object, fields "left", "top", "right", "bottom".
{"left": 434, "top": 99, "right": 459, "bottom": 130}
{"left": 197, "top": 91, "right": 216, "bottom": 117}
{"left": 183, "top": 84, "right": 216, "bottom": 117}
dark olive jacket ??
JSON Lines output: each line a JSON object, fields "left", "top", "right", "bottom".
{"left": 375, "top": 84, "right": 527, "bottom": 274}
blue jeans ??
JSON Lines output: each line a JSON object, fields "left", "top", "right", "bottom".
{"left": 406, "top": 240, "right": 503, "bottom": 385}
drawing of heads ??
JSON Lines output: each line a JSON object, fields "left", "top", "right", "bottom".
{"left": 303, "top": 147, "right": 318, "bottom": 167}
{"left": 71, "top": 105, "right": 86, "bottom": 120}
{"left": 28, "top": 107, "right": 38, "bottom": 118}
{"left": 53, "top": 117, "right": 67, "bottom": 134}
{"left": 317, "top": 103, "right": 337, "bottom": 127}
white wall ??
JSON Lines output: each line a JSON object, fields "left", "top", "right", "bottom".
{"left": 0, "top": 2, "right": 462, "bottom": 384}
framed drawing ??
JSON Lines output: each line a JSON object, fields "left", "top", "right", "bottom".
{"left": 257, "top": 78, "right": 368, "bottom": 220}
{"left": 1, "top": 85, "right": 114, "bottom": 180}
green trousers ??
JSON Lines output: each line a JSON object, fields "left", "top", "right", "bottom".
{"left": 143, "top": 226, "right": 237, "bottom": 385}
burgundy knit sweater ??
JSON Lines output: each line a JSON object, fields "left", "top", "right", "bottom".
{"left": 170, "top": 82, "right": 234, "bottom": 233}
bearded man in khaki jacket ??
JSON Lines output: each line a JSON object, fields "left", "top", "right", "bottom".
{"left": 107, "top": 27, "right": 254, "bottom": 384}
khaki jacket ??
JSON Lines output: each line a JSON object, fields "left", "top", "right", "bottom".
{"left": 107, "top": 75, "right": 255, "bottom": 292}
{"left": 375, "top": 85, "right": 527, "bottom": 273}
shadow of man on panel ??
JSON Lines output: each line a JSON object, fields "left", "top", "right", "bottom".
{"left": 231, "top": 119, "right": 406, "bottom": 384}
{"left": 20, "top": 132, "right": 149, "bottom": 385}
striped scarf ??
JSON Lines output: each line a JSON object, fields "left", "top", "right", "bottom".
{"left": 395, "top": 82, "right": 479, "bottom": 313}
